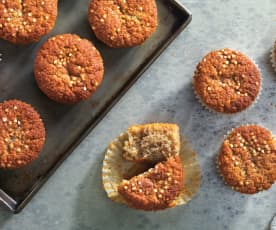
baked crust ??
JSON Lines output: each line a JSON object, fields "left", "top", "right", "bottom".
{"left": 218, "top": 125, "right": 276, "bottom": 194}
{"left": 0, "top": 0, "right": 57, "bottom": 44}
{"left": 34, "top": 34, "right": 104, "bottom": 104}
{"left": 118, "top": 156, "right": 184, "bottom": 210}
{"left": 193, "top": 48, "right": 261, "bottom": 113}
{"left": 0, "top": 100, "right": 45, "bottom": 169}
{"left": 88, "top": 0, "right": 158, "bottom": 48}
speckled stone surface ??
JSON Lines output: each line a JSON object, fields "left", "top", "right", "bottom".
{"left": 0, "top": 0, "right": 276, "bottom": 229}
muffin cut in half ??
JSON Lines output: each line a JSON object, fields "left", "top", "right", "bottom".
{"left": 123, "top": 123, "right": 181, "bottom": 163}
{"left": 102, "top": 123, "right": 202, "bottom": 210}
{"left": 118, "top": 155, "right": 184, "bottom": 211}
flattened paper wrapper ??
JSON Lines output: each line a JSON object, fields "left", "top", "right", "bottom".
{"left": 102, "top": 132, "right": 201, "bottom": 207}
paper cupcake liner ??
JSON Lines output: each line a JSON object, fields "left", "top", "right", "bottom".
{"left": 193, "top": 60, "right": 262, "bottom": 115}
{"left": 270, "top": 43, "right": 276, "bottom": 72}
{"left": 102, "top": 132, "right": 202, "bottom": 208}
{"left": 271, "top": 215, "right": 276, "bottom": 230}
{"left": 216, "top": 124, "right": 275, "bottom": 193}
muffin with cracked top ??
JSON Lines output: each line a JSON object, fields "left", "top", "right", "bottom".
{"left": 193, "top": 48, "right": 261, "bottom": 114}
{"left": 34, "top": 34, "right": 104, "bottom": 104}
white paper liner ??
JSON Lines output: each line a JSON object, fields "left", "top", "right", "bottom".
{"left": 102, "top": 132, "right": 202, "bottom": 208}
{"left": 270, "top": 43, "right": 276, "bottom": 72}
{"left": 271, "top": 215, "right": 276, "bottom": 230}
{"left": 193, "top": 57, "right": 262, "bottom": 115}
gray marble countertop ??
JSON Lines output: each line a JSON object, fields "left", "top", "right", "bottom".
{"left": 1, "top": 0, "right": 276, "bottom": 229}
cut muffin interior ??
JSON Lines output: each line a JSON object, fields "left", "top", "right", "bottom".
{"left": 118, "top": 155, "right": 184, "bottom": 211}
{"left": 122, "top": 162, "right": 155, "bottom": 180}
{"left": 123, "top": 123, "right": 180, "bottom": 163}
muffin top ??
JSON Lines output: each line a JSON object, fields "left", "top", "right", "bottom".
{"left": 218, "top": 125, "right": 276, "bottom": 194}
{"left": 193, "top": 48, "right": 261, "bottom": 113}
{"left": 0, "top": 100, "right": 45, "bottom": 169}
{"left": 118, "top": 155, "right": 184, "bottom": 210}
{"left": 34, "top": 34, "right": 104, "bottom": 104}
{"left": 88, "top": 0, "right": 158, "bottom": 48}
{"left": 0, "top": 0, "right": 57, "bottom": 44}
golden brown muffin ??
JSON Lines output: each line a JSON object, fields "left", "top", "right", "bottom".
{"left": 88, "top": 0, "right": 158, "bottom": 48}
{"left": 123, "top": 123, "right": 180, "bottom": 163}
{"left": 193, "top": 48, "right": 261, "bottom": 113}
{"left": 34, "top": 34, "right": 104, "bottom": 104}
{"left": 0, "top": 0, "right": 57, "bottom": 44}
{"left": 118, "top": 155, "right": 184, "bottom": 210}
{"left": 218, "top": 125, "right": 276, "bottom": 194}
{"left": 0, "top": 100, "right": 46, "bottom": 169}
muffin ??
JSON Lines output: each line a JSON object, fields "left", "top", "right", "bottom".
{"left": 123, "top": 123, "right": 180, "bottom": 163}
{"left": 102, "top": 123, "right": 201, "bottom": 210}
{"left": 88, "top": 0, "right": 158, "bottom": 48}
{"left": 118, "top": 155, "right": 184, "bottom": 211}
{"left": 34, "top": 34, "right": 104, "bottom": 104}
{"left": 0, "top": 0, "right": 57, "bottom": 44}
{"left": 193, "top": 48, "right": 261, "bottom": 114}
{"left": 218, "top": 125, "right": 276, "bottom": 194}
{"left": 0, "top": 100, "right": 46, "bottom": 169}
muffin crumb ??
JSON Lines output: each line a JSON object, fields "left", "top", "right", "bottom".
{"left": 123, "top": 123, "right": 180, "bottom": 163}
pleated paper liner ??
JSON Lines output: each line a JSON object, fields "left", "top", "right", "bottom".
{"left": 102, "top": 132, "right": 202, "bottom": 208}
{"left": 271, "top": 215, "right": 276, "bottom": 230}
{"left": 270, "top": 42, "right": 276, "bottom": 72}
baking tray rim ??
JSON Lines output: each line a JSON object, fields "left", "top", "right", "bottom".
{"left": 0, "top": 0, "right": 192, "bottom": 214}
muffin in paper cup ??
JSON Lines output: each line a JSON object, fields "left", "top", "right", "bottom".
{"left": 270, "top": 42, "right": 276, "bottom": 72}
{"left": 217, "top": 124, "right": 276, "bottom": 194}
{"left": 102, "top": 132, "right": 201, "bottom": 208}
{"left": 193, "top": 48, "right": 262, "bottom": 115}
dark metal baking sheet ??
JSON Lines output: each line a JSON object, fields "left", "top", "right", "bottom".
{"left": 0, "top": 0, "right": 191, "bottom": 213}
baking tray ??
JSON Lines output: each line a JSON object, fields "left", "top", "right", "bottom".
{"left": 0, "top": 0, "right": 191, "bottom": 213}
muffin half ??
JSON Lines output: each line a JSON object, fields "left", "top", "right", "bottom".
{"left": 123, "top": 123, "right": 180, "bottom": 163}
{"left": 118, "top": 155, "right": 183, "bottom": 211}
